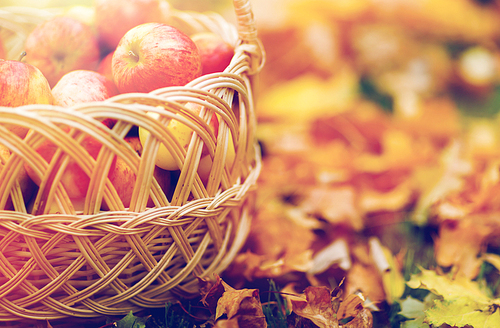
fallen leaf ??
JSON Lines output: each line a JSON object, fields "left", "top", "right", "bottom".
{"left": 291, "top": 286, "right": 339, "bottom": 328}
{"left": 407, "top": 268, "right": 492, "bottom": 304}
{"left": 300, "top": 185, "right": 363, "bottom": 230}
{"left": 215, "top": 280, "right": 267, "bottom": 328}
{"left": 308, "top": 238, "right": 351, "bottom": 275}
{"left": 344, "top": 308, "right": 374, "bottom": 328}
{"left": 345, "top": 263, "right": 386, "bottom": 303}
{"left": 115, "top": 311, "right": 149, "bottom": 328}
{"left": 213, "top": 317, "right": 240, "bottom": 328}
{"left": 199, "top": 275, "right": 225, "bottom": 315}
{"left": 259, "top": 70, "right": 358, "bottom": 124}
{"left": 434, "top": 217, "right": 492, "bottom": 279}
{"left": 337, "top": 294, "right": 364, "bottom": 322}
{"left": 425, "top": 297, "right": 500, "bottom": 328}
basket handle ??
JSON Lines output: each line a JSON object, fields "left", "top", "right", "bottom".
{"left": 233, "top": 0, "right": 257, "bottom": 43}
{"left": 233, "top": 0, "right": 265, "bottom": 74}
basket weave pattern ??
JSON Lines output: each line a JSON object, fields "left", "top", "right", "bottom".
{"left": 0, "top": 0, "right": 263, "bottom": 321}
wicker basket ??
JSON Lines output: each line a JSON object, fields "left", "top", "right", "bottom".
{"left": 0, "top": 0, "right": 263, "bottom": 322}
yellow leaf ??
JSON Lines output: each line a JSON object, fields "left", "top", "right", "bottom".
{"left": 259, "top": 70, "right": 358, "bottom": 124}
{"left": 407, "top": 268, "right": 491, "bottom": 305}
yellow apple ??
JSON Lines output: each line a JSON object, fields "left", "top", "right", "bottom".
{"left": 138, "top": 103, "right": 219, "bottom": 171}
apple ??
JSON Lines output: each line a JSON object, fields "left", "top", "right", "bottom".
{"left": 24, "top": 134, "right": 108, "bottom": 200}
{"left": 24, "top": 16, "right": 100, "bottom": 87}
{"left": 0, "top": 59, "right": 54, "bottom": 107}
{"left": 97, "top": 51, "right": 115, "bottom": 83}
{"left": 104, "top": 136, "right": 171, "bottom": 209}
{"left": 52, "top": 70, "right": 119, "bottom": 107}
{"left": 191, "top": 32, "right": 234, "bottom": 75}
{"left": 0, "top": 144, "right": 37, "bottom": 211}
{"left": 138, "top": 103, "right": 219, "bottom": 172}
{"left": 112, "top": 23, "right": 202, "bottom": 93}
{"left": 0, "top": 58, "right": 54, "bottom": 138}
{"left": 95, "top": 0, "right": 164, "bottom": 52}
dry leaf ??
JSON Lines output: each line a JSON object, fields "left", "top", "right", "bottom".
{"left": 345, "top": 263, "right": 386, "bottom": 303}
{"left": 215, "top": 280, "right": 267, "bottom": 328}
{"left": 435, "top": 214, "right": 500, "bottom": 279}
{"left": 291, "top": 286, "right": 339, "bottom": 328}
{"left": 199, "top": 275, "right": 225, "bottom": 315}
{"left": 344, "top": 308, "right": 373, "bottom": 328}
{"left": 300, "top": 185, "right": 362, "bottom": 230}
{"left": 337, "top": 294, "right": 364, "bottom": 322}
{"left": 213, "top": 317, "right": 240, "bottom": 328}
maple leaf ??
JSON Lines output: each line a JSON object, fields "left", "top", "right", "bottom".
{"left": 407, "top": 268, "right": 500, "bottom": 327}
{"left": 426, "top": 297, "right": 500, "bottom": 328}
{"left": 407, "top": 268, "right": 492, "bottom": 304}
{"left": 291, "top": 286, "right": 339, "bottom": 328}
{"left": 215, "top": 280, "right": 267, "bottom": 328}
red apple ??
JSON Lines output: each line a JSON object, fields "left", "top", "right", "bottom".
{"left": 24, "top": 134, "right": 108, "bottom": 200}
{"left": 97, "top": 51, "right": 115, "bottom": 83}
{"left": 104, "top": 136, "right": 171, "bottom": 209}
{"left": 112, "top": 23, "right": 201, "bottom": 93}
{"left": 0, "top": 59, "right": 54, "bottom": 107}
{"left": 191, "top": 32, "right": 234, "bottom": 75}
{"left": 0, "top": 59, "right": 54, "bottom": 138}
{"left": 24, "top": 16, "right": 100, "bottom": 87}
{"left": 95, "top": 0, "right": 164, "bottom": 52}
{"left": 52, "top": 70, "right": 118, "bottom": 107}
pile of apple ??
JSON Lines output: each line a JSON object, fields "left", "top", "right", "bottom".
{"left": 0, "top": 0, "right": 236, "bottom": 213}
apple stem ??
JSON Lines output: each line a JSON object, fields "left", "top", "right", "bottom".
{"left": 128, "top": 50, "right": 139, "bottom": 61}
{"left": 18, "top": 51, "right": 27, "bottom": 62}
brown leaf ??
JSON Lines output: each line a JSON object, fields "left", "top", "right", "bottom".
{"left": 345, "top": 263, "right": 386, "bottom": 303}
{"left": 344, "top": 308, "right": 373, "bottom": 328}
{"left": 291, "top": 286, "right": 339, "bottom": 328}
{"left": 337, "top": 294, "right": 364, "bottom": 322}
{"left": 435, "top": 214, "right": 500, "bottom": 279}
{"left": 213, "top": 317, "right": 240, "bottom": 328}
{"left": 215, "top": 280, "right": 267, "bottom": 328}
{"left": 199, "top": 275, "right": 225, "bottom": 315}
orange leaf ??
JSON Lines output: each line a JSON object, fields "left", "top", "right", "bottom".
{"left": 291, "top": 286, "right": 339, "bottom": 328}
{"left": 215, "top": 280, "right": 267, "bottom": 328}
{"left": 337, "top": 294, "right": 364, "bottom": 321}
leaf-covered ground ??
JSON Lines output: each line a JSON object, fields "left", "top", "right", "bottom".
{"left": 38, "top": 0, "right": 500, "bottom": 327}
